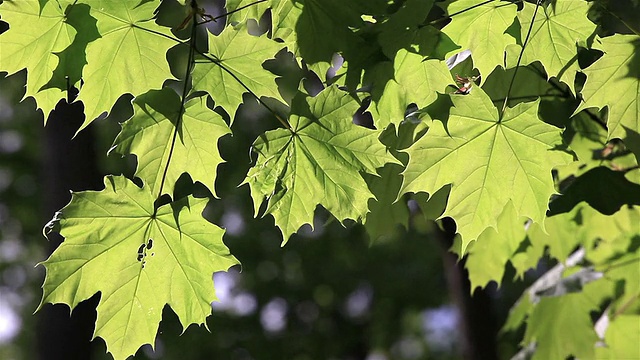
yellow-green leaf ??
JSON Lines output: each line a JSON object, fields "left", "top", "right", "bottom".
{"left": 39, "top": 176, "right": 238, "bottom": 360}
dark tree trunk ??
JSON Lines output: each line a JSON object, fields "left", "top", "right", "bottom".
{"left": 437, "top": 217, "right": 499, "bottom": 360}
{"left": 37, "top": 97, "right": 103, "bottom": 360}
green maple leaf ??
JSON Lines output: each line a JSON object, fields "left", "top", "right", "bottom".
{"left": 516, "top": 202, "right": 637, "bottom": 274}
{"left": 191, "top": 26, "right": 285, "bottom": 121}
{"left": 0, "top": 0, "right": 75, "bottom": 117}
{"left": 76, "top": 0, "right": 177, "bottom": 130}
{"left": 373, "top": 49, "right": 453, "bottom": 128}
{"left": 596, "top": 315, "right": 640, "bottom": 359}
{"left": 524, "top": 293, "right": 599, "bottom": 360}
{"left": 401, "top": 88, "right": 571, "bottom": 251}
{"left": 482, "top": 62, "right": 571, "bottom": 109}
{"left": 510, "top": 234, "right": 546, "bottom": 279}
{"left": 502, "top": 295, "right": 533, "bottom": 334}
{"left": 225, "top": 0, "right": 273, "bottom": 23}
{"left": 439, "top": 0, "right": 518, "bottom": 81}
{"left": 268, "top": 0, "right": 302, "bottom": 52}
{"left": 363, "top": 163, "right": 409, "bottom": 242}
{"left": 465, "top": 201, "right": 526, "bottom": 290}
{"left": 244, "top": 86, "right": 399, "bottom": 242}
{"left": 33, "top": 3, "right": 102, "bottom": 120}
{"left": 526, "top": 207, "right": 583, "bottom": 264}
{"left": 506, "top": 0, "right": 596, "bottom": 94}
{"left": 294, "top": 0, "right": 367, "bottom": 64}
{"left": 112, "top": 88, "right": 230, "bottom": 197}
{"left": 598, "top": 249, "right": 640, "bottom": 316}
{"left": 376, "top": 0, "right": 436, "bottom": 58}
{"left": 559, "top": 110, "right": 607, "bottom": 174}
{"left": 568, "top": 204, "right": 640, "bottom": 265}
{"left": 225, "top": 0, "right": 301, "bottom": 52}
{"left": 39, "top": 176, "right": 238, "bottom": 360}
{"left": 575, "top": 34, "right": 640, "bottom": 139}
{"left": 583, "top": 207, "right": 640, "bottom": 317}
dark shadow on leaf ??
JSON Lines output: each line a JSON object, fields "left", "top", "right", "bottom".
{"left": 170, "top": 194, "right": 194, "bottom": 237}
{"left": 543, "top": 0, "right": 559, "bottom": 14}
{"left": 363, "top": 162, "right": 408, "bottom": 242}
{"left": 598, "top": 233, "right": 640, "bottom": 265}
{"left": 425, "top": 93, "right": 454, "bottom": 135}
{"left": 42, "top": 4, "right": 100, "bottom": 94}
{"left": 173, "top": 173, "right": 195, "bottom": 201}
{"left": 263, "top": 49, "right": 306, "bottom": 104}
{"left": 564, "top": 109, "right": 607, "bottom": 145}
{"left": 293, "top": 0, "right": 452, "bottom": 128}
{"left": 412, "top": 184, "right": 451, "bottom": 222}
{"left": 289, "top": 89, "right": 333, "bottom": 134}
{"left": 379, "top": 123, "right": 418, "bottom": 158}
{"left": 549, "top": 166, "right": 640, "bottom": 216}
{"left": 623, "top": 126, "right": 640, "bottom": 165}
{"left": 556, "top": 52, "right": 578, "bottom": 84}
{"left": 589, "top": 0, "right": 640, "bottom": 36}
{"left": 577, "top": 46, "right": 603, "bottom": 70}
{"left": 353, "top": 97, "right": 375, "bottom": 129}
{"left": 154, "top": 194, "right": 172, "bottom": 214}
{"left": 627, "top": 37, "right": 640, "bottom": 79}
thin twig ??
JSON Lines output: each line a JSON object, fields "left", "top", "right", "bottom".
{"left": 612, "top": 292, "right": 640, "bottom": 319}
{"left": 603, "top": 255, "right": 640, "bottom": 272}
{"left": 155, "top": 0, "right": 199, "bottom": 208}
{"left": 490, "top": 93, "right": 566, "bottom": 103}
{"left": 427, "top": 0, "right": 496, "bottom": 26}
{"left": 128, "top": 8, "right": 291, "bottom": 131}
{"left": 195, "top": 51, "right": 293, "bottom": 131}
{"left": 197, "top": 0, "right": 269, "bottom": 25}
{"left": 500, "top": 0, "right": 544, "bottom": 120}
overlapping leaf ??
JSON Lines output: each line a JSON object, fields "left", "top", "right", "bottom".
{"left": 376, "top": 0, "right": 436, "bottom": 58}
{"left": 244, "top": 86, "right": 399, "bottom": 242}
{"left": 503, "top": 203, "right": 640, "bottom": 359}
{"left": 523, "top": 293, "right": 599, "bottom": 360}
{"left": 401, "top": 88, "right": 571, "bottom": 251}
{"left": 439, "top": 0, "right": 518, "bottom": 81}
{"left": 465, "top": 201, "right": 526, "bottom": 290}
{"left": 506, "top": 0, "right": 595, "bottom": 94}
{"left": 0, "top": 0, "right": 75, "bottom": 117}
{"left": 516, "top": 202, "right": 640, "bottom": 279}
{"left": 112, "top": 88, "right": 230, "bottom": 197}
{"left": 373, "top": 49, "right": 453, "bottom": 127}
{"left": 601, "top": 251, "right": 640, "bottom": 313}
{"left": 595, "top": 315, "right": 640, "bottom": 359}
{"left": 294, "top": 0, "right": 375, "bottom": 65}
{"left": 191, "top": 26, "right": 284, "bottom": 121}
{"left": 39, "top": 176, "right": 238, "bottom": 360}
{"left": 76, "top": 0, "right": 176, "bottom": 129}
{"left": 225, "top": 0, "right": 272, "bottom": 23}
{"left": 581, "top": 205, "right": 640, "bottom": 264}
{"left": 363, "top": 164, "right": 409, "bottom": 242}
{"left": 575, "top": 34, "right": 640, "bottom": 139}
{"left": 225, "top": 0, "right": 302, "bottom": 52}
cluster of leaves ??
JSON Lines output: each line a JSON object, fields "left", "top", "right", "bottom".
{"left": 0, "top": 0, "right": 638, "bottom": 359}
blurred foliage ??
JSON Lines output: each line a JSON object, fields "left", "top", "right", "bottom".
{"left": 0, "top": 69, "right": 44, "bottom": 359}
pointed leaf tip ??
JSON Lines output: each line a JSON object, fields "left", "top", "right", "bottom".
{"left": 39, "top": 175, "right": 238, "bottom": 359}
{"left": 245, "top": 86, "right": 400, "bottom": 243}
{"left": 402, "top": 88, "right": 571, "bottom": 250}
